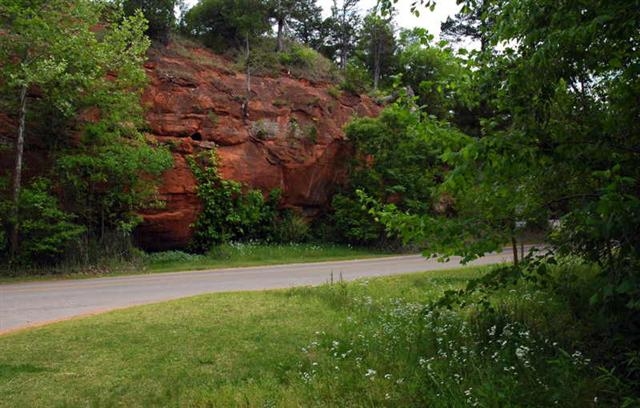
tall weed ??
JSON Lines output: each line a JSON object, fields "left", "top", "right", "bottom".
{"left": 292, "top": 265, "right": 619, "bottom": 406}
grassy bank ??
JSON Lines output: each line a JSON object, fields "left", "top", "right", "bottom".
{"left": 1, "top": 263, "right": 628, "bottom": 407}
{"left": 144, "top": 242, "right": 392, "bottom": 273}
{"left": 1, "top": 243, "right": 390, "bottom": 282}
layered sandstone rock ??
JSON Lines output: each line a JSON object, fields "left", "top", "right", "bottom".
{"left": 135, "top": 42, "right": 380, "bottom": 250}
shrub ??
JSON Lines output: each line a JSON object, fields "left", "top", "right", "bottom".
{"left": 340, "top": 62, "right": 371, "bottom": 94}
{"left": 327, "top": 85, "right": 342, "bottom": 99}
{"left": 272, "top": 211, "right": 310, "bottom": 243}
{"left": 61, "top": 230, "right": 143, "bottom": 271}
{"left": 243, "top": 42, "right": 282, "bottom": 76}
{"left": 294, "top": 267, "right": 613, "bottom": 406}
{"left": 188, "top": 151, "right": 281, "bottom": 252}
{"left": 279, "top": 44, "right": 316, "bottom": 66}
{"left": 233, "top": 39, "right": 339, "bottom": 83}
{"left": 4, "top": 178, "right": 85, "bottom": 265}
{"left": 250, "top": 119, "right": 280, "bottom": 139}
{"left": 145, "top": 250, "right": 204, "bottom": 264}
{"left": 331, "top": 194, "right": 391, "bottom": 247}
{"left": 279, "top": 43, "right": 338, "bottom": 82}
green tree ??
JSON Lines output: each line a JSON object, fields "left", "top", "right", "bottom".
{"left": 267, "top": 0, "right": 321, "bottom": 52}
{"left": 288, "top": 0, "right": 324, "bottom": 49}
{"left": 0, "top": 0, "right": 172, "bottom": 261}
{"left": 325, "top": 0, "right": 361, "bottom": 70}
{"left": 3, "top": 179, "right": 85, "bottom": 265}
{"left": 395, "top": 28, "right": 468, "bottom": 119}
{"left": 182, "top": 0, "right": 270, "bottom": 51}
{"left": 356, "top": 12, "right": 396, "bottom": 90}
{"left": 373, "top": 0, "right": 640, "bottom": 396}
{"left": 188, "top": 151, "right": 281, "bottom": 252}
{"left": 440, "top": 0, "right": 493, "bottom": 51}
{"left": 334, "top": 103, "right": 470, "bottom": 246}
{"left": 490, "top": 0, "right": 640, "bottom": 302}
{"left": 377, "top": 0, "right": 640, "bottom": 317}
{"left": 123, "top": 0, "right": 179, "bottom": 44}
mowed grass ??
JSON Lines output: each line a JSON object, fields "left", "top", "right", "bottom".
{"left": 145, "top": 242, "right": 392, "bottom": 273}
{"left": 0, "top": 266, "right": 608, "bottom": 407}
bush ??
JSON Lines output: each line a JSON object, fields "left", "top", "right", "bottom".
{"left": 63, "top": 231, "right": 144, "bottom": 268}
{"left": 242, "top": 41, "right": 282, "bottom": 76}
{"left": 340, "top": 62, "right": 371, "bottom": 94}
{"left": 331, "top": 194, "right": 387, "bottom": 246}
{"left": 279, "top": 43, "right": 338, "bottom": 82}
{"left": 250, "top": 119, "right": 280, "bottom": 139}
{"left": 231, "top": 39, "right": 338, "bottom": 83}
{"left": 430, "top": 256, "right": 640, "bottom": 404}
{"left": 145, "top": 250, "right": 204, "bottom": 264}
{"left": 294, "top": 269, "right": 608, "bottom": 406}
{"left": 327, "top": 85, "right": 342, "bottom": 99}
{"left": 4, "top": 179, "right": 85, "bottom": 265}
{"left": 188, "top": 151, "right": 281, "bottom": 252}
{"left": 272, "top": 211, "right": 310, "bottom": 243}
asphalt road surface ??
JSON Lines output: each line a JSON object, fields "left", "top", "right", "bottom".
{"left": 0, "top": 251, "right": 513, "bottom": 334}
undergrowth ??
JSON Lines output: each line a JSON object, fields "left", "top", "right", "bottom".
{"left": 144, "top": 242, "right": 386, "bottom": 273}
{"left": 290, "top": 260, "right": 636, "bottom": 406}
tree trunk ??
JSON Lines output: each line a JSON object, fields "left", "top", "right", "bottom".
{"left": 242, "top": 35, "right": 251, "bottom": 124}
{"left": 511, "top": 235, "right": 519, "bottom": 267}
{"left": 245, "top": 35, "right": 251, "bottom": 95}
{"left": 10, "top": 85, "right": 28, "bottom": 258}
{"left": 340, "top": 44, "right": 347, "bottom": 70}
{"left": 276, "top": 18, "right": 285, "bottom": 52}
{"left": 373, "top": 43, "right": 380, "bottom": 90}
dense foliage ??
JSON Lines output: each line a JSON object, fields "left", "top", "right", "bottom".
{"left": 123, "top": 0, "right": 179, "bottom": 44}
{"left": 330, "top": 102, "right": 470, "bottom": 246}
{"left": 356, "top": 13, "right": 396, "bottom": 90}
{"left": 181, "top": 0, "right": 270, "bottom": 51}
{"left": 361, "top": 0, "right": 640, "bottom": 396}
{"left": 0, "top": 0, "right": 172, "bottom": 266}
{"left": 187, "top": 151, "right": 283, "bottom": 253}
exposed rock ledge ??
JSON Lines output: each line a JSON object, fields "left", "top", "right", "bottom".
{"left": 135, "top": 43, "right": 381, "bottom": 250}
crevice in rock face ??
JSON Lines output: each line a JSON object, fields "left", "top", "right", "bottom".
{"left": 190, "top": 132, "right": 202, "bottom": 141}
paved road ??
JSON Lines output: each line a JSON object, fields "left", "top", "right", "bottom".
{"left": 0, "top": 251, "right": 513, "bottom": 334}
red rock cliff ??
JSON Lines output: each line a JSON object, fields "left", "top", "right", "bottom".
{"left": 135, "top": 42, "right": 381, "bottom": 250}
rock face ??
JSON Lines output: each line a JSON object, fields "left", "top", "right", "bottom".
{"left": 135, "top": 42, "right": 381, "bottom": 250}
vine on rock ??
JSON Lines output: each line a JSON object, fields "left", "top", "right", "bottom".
{"left": 187, "top": 150, "right": 281, "bottom": 253}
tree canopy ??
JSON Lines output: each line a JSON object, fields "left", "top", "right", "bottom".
{"left": 365, "top": 0, "right": 639, "bottom": 324}
{"left": 0, "top": 0, "right": 172, "bottom": 264}
{"left": 123, "top": 0, "right": 179, "bottom": 44}
{"left": 182, "top": 0, "right": 271, "bottom": 51}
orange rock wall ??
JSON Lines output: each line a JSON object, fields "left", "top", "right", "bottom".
{"left": 135, "top": 44, "right": 381, "bottom": 250}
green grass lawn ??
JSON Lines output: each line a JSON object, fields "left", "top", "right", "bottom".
{"left": 0, "top": 267, "right": 613, "bottom": 407}
{"left": 144, "top": 242, "right": 393, "bottom": 273}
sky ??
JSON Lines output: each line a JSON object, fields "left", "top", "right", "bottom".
{"left": 182, "top": 0, "right": 462, "bottom": 39}
{"left": 317, "top": 0, "right": 462, "bottom": 38}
